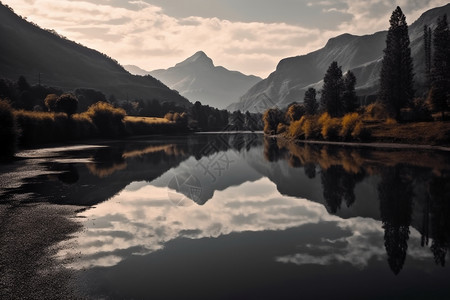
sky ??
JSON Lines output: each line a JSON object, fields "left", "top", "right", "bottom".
{"left": 3, "top": 0, "right": 448, "bottom": 77}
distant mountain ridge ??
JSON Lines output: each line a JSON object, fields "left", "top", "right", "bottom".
{"left": 228, "top": 4, "right": 450, "bottom": 112}
{"left": 126, "top": 51, "right": 262, "bottom": 109}
{"left": 0, "top": 3, "right": 190, "bottom": 106}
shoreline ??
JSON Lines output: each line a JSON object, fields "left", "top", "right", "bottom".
{"left": 3, "top": 130, "right": 449, "bottom": 163}
{"left": 266, "top": 134, "right": 450, "bottom": 152}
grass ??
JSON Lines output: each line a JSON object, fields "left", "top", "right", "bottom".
{"left": 125, "top": 116, "right": 170, "bottom": 124}
{"left": 123, "top": 115, "right": 187, "bottom": 136}
{"left": 366, "top": 121, "right": 450, "bottom": 146}
{"left": 3, "top": 101, "right": 188, "bottom": 152}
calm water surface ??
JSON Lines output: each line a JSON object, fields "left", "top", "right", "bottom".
{"left": 4, "top": 133, "right": 450, "bottom": 299}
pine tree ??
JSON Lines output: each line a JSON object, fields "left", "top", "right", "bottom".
{"left": 342, "top": 70, "right": 358, "bottom": 113}
{"left": 379, "top": 6, "right": 414, "bottom": 120}
{"left": 430, "top": 14, "right": 450, "bottom": 119}
{"left": 304, "top": 87, "right": 318, "bottom": 115}
{"left": 321, "top": 61, "right": 344, "bottom": 117}
{"left": 424, "top": 25, "right": 432, "bottom": 88}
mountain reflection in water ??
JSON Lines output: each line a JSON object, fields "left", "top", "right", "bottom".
{"left": 9, "top": 133, "right": 449, "bottom": 298}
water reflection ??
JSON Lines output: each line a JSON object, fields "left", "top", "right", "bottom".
{"left": 45, "top": 135, "right": 449, "bottom": 280}
{"left": 4, "top": 134, "right": 261, "bottom": 206}
{"left": 6, "top": 133, "right": 450, "bottom": 298}
{"left": 263, "top": 137, "right": 450, "bottom": 273}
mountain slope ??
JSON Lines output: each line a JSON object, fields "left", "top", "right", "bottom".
{"left": 123, "top": 65, "right": 150, "bottom": 76}
{"left": 125, "top": 51, "right": 261, "bottom": 109}
{"left": 0, "top": 4, "right": 190, "bottom": 106}
{"left": 228, "top": 4, "right": 450, "bottom": 112}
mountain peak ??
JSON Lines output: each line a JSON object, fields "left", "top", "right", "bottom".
{"left": 324, "top": 33, "right": 357, "bottom": 48}
{"left": 176, "top": 51, "right": 214, "bottom": 68}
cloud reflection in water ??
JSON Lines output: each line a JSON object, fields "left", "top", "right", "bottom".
{"left": 59, "top": 177, "right": 431, "bottom": 270}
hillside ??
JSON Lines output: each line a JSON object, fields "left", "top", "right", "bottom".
{"left": 228, "top": 4, "right": 450, "bottom": 112}
{"left": 126, "top": 51, "right": 261, "bottom": 109}
{"left": 0, "top": 4, "right": 190, "bottom": 106}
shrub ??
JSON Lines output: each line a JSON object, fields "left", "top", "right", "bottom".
{"left": 86, "top": 102, "right": 126, "bottom": 137}
{"left": 286, "top": 103, "right": 305, "bottom": 123}
{"left": 277, "top": 123, "right": 287, "bottom": 134}
{"left": 124, "top": 118, "right": 182, "bottom": 135}
{"left": 164, "top": 112, "right": 174, "bottom": 121}
{"left": 385, "top": 118, "right": 397, "bottom": 125}
{"left": 411, "top": 98, "right": 433, "bottom": 121}
{"left": 351, "top": 121, "right": 371, "bottom": 141}
{"left": 14, "top": 110, "right": 68, "bottom": 146}
{"left": 319, "top": 113, "right": 341, "bottom": 140}
{"left": 56, "top": 93, "right": 78, "bottom": 116}
{"left": 364, "top": 102, "right": 390, "bottom": 120}
{"left": 318, "top": 112, "right": 331, "bottom": 125}
{"left": 71, "top": 113, "right": 97, "bottom": 139}
{"left": 288, "top": 117, "right": 306, "bottom": 138}
{"left": 303, "top": 116, "right": 321, "bottom": 140}
{"left": 174, "top": 112, "right": 188, "bottom": 126}
{"left": 263, "top": 108, "right": 283, "bottom": 135}
{"left": 340, "top": 113, "right": 360, "bottom": 140}
{"left": 0, "top": 99, "right": 18, "bottom": 158}
{"left": 44, "top": 94, "right": 58, "bottom": 112}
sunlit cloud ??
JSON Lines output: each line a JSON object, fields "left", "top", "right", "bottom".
{"left": 2, "top": 0, "right": 448, "bottom": 77}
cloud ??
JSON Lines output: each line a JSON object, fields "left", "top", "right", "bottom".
{"left": 2, "top": 0, "right": 448, "bottom": 77}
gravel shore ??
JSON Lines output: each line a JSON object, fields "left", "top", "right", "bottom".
{"left": 0, "top": 147, "right": 96, "bottom": 299}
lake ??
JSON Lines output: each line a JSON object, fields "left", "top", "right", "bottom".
{"left": 1, "top": 133, "right": 450, "bottom": 299}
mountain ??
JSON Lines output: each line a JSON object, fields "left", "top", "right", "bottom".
{"left": 228, "top": 4, "right": 450, "bottom": 112}
{"left": 125, "top": 51, "right": 262, "bottom": 109}
{"left": 0, "top": 4, "right": 190, "bottom": 106}
{"left": 123, "top": 65, "right": 150, "bottom": 77}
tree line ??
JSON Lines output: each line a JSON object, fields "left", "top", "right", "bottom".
{"left": 0, "top": 75, "right": 265, "bottom": 159}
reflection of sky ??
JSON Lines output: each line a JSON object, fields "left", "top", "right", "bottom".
{"left": 59, "top": 177, "right": 431, "bottom": 270}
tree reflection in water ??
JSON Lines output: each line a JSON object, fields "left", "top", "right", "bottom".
{"left": 430, "top": 174, "right": 450, "bottom": 266}
{"left": 378, "top": 165, "right": 413, "bottom": 275}
{"left": 263, "top": 137, "right": 450, "bottom": 274}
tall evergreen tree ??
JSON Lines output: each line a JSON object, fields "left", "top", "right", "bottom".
{"left": 430, "top": 14, "right": 450, "bottom": 119}
{"left": 342, "top": 70, "right": 358, "bottom": 113}
{"left": 321, "top": 61, "right": 344, "bottom": 117}
{"left": 304, "top": 87, "right": 318, "bottom": 115}
{"left": 379, "top": 6, "right": 414, "bottom": 120}
{"left": 424, "top": 25, "right": 432, "bottom": 88}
